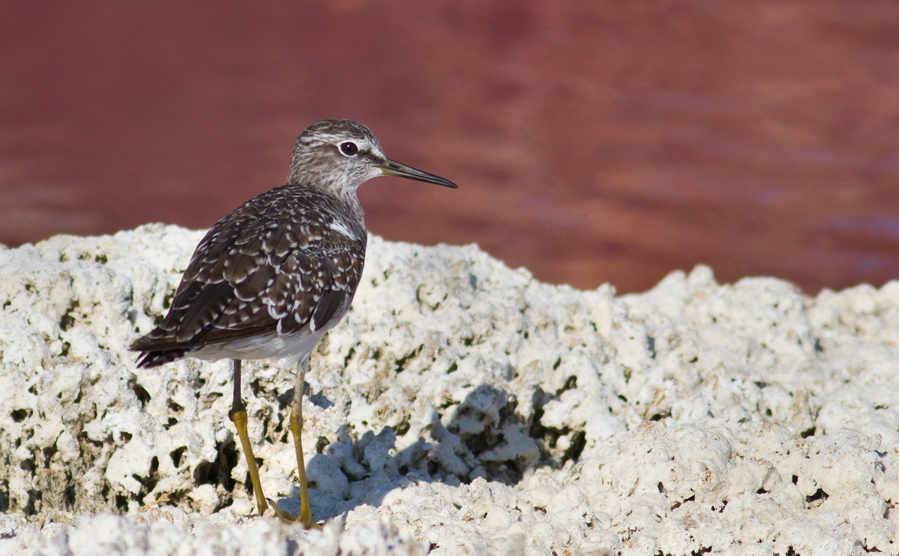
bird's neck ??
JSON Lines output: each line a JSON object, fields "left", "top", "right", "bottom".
{"left": 285, "top": 182, "right": 366, "bottom": 230}
{"left": 337, "top": 190, "right": 365, "bottom": 229}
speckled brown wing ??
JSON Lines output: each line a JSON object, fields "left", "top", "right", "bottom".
{"left": 130, "top": 185, "right": 367, "bottom": 367}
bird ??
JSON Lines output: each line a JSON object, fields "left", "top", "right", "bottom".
{"left": 129, "top": 119, "right": 456, "bottom": 528}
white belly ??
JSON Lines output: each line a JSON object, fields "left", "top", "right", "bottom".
{"left": 191, "top": 327, "right": 329, "bottom": 364}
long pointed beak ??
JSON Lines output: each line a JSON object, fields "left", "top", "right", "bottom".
{"left": 379, "top": 159, "right": 458, "bottom": 189}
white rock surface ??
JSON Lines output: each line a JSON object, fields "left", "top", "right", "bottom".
{"left": 1, "top": 224, "right": 898, "bottom": 555}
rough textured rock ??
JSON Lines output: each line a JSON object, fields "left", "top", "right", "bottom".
{"left": 1, "top": 224, "right": 898, "bottom": 555}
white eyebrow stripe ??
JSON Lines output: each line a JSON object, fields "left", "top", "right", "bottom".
{"left": 329, "top": 219, "right": 358, "bottom": 240}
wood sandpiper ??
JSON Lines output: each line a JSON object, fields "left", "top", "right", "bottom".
{"left": 130, "top": 119, "right": 456, "bottom": 528}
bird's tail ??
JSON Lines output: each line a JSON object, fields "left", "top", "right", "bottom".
{"left": 134, "top": 349, "right": 189, "bottom": 368}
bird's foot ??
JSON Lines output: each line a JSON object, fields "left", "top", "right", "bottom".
{"left": 269, "top": 498, "right": 321, "bottom": 529}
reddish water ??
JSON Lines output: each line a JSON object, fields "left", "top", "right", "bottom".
{"left": 2, "top": 1, "right": 899, "bottom": 294}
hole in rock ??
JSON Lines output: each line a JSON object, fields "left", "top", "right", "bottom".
{"left": 132, "top": 383, "right": 151, "bottom": 407}
{"left": 562, "top": 430, "right": 586, "bottom": 464}
{"left": 250, "top": 379, "right": 265, "bottom": 397}
{"left": 556, "top": 376, "right": 576, "bottom": 395}
{"left": 171, "top": 447, "right": 187, "bottom": 467}
{"left": 11, "top": 409, "right": 29, "bottom": 422}
{"left": 24, "top": 488, "right": 41, "bottom": 516}
{"left": 394, "top": 345, "right": 423, "bottom": 373}
{"left": 63, "top": 483, "right": 75, "bottom": 510}
{"left": 0, "top": 482, "right": 9, "bottom": 512}
{"left": 343, "top": 346, "right": 356, "bottom": 367}
{"left": 394, "top": 420, "right": 410, "bottom": 436}
{"left": 316, "top": 436, "right": 329, "bottom": 454}
{"left": 78, "top": 430, "right": 102, "bottom": 449}
{"left": 465, "top": 432, "right": 491, "bottom": 455}
{"left": 194, "top": 441, "right": 238, "bottom": 492}
{"left": 19, "top": 457, "right": 36, "bottom": 474}
{"left": 59, "top": 304, "right": 78, "bottom": 331}
{"left": 805, "top": 488, "right": 829, "bottom": 507}
{"left": 203, "top": 392, "right": 222, "bottom": 410}
{"left": 528, "top": 389, "right": 548, "bottom": 440}
{"left": 489, "top": 462, "right": 523, "bottom": 485}
{"left": 42, "top": 446, "right": 57, "bottom": 467}
{"left": 133, "top": 457, "right": 160, "bottom": 495}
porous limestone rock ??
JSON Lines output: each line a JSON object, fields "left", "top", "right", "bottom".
{"left": 1, "top": 224, "right": 898, "bottom": 555}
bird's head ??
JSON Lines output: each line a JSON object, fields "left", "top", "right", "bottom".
{"left": 288, "top": 119, "right": 457, "bottom": 196}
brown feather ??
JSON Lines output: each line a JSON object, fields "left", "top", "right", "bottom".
{"left": 130, "top": 184, "right": 366, "bottom": 358}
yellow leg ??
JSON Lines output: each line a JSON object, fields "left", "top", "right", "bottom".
{"left": 230, "top": 408, "right": 269, "bottom": 516}
{"left": 290, "top": 400, "right": 317, "bottom": 528}
{"left": 272, "top": 356, "right": 320, "bottom": 529}
{"left": 228, "top": 359, "right": 269, "bottom": 516}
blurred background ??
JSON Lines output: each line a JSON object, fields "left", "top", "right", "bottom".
{"left": 2, "top": 1, "right": 898, "bottom": 294}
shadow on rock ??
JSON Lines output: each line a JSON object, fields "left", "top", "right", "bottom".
{"left": 276, "top": 383, "right": 553, "bottom": 521}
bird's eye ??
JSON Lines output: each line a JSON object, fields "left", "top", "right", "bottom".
{"left": 339, "top": 141, "right": 359, "bottom": 156}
